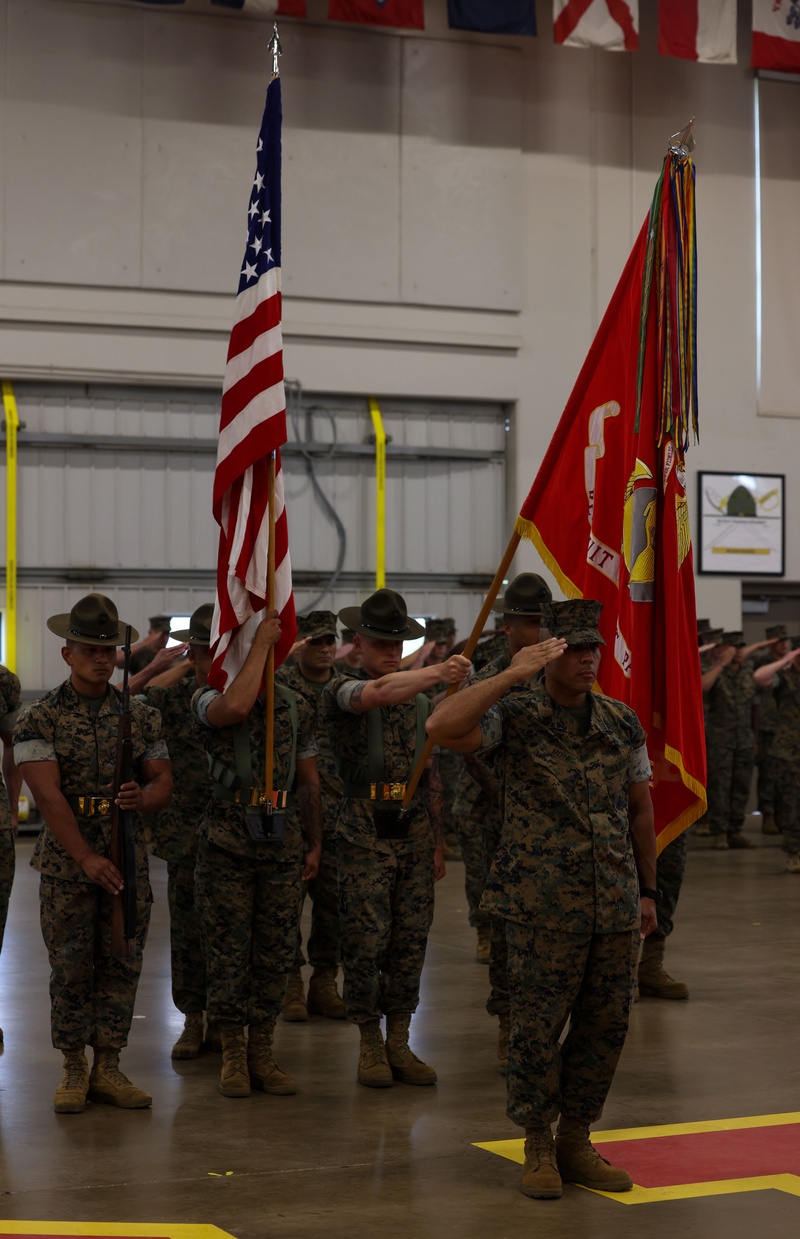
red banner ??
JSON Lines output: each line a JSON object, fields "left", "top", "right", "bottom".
{"left": 328, "top": 0, "right": 424, "bottom": 28}
{"left": 517, "top": 203, "right": 706, "bottom": 850}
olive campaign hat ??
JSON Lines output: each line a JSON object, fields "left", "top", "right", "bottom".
{"left": 298, "top": 610, "right": 337, "bottom": 641}
{"left": 721, "top": 630, "right": 746, "bottom": 647}
{"left": 541, "top": 599, "right": 606, "bottom": 647}
{"left": 491, "top": 573, "right": 553, "bottom": 617}
{"left": 425, "top": 619, "right": 450, "bottom": 643}
{"left": 170, "top": 603, "right": 214, "bottom": 646}
{"left": 767, "top": 624, "right": 789, "bottom": 640}
{"left": 47, "top": 593, "right": 139, "bottom": 647}
{"left": 338, "top": 589, "right": 425, "bottom": 642}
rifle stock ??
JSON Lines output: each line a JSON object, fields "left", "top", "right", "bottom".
{"left": 110, "top": 625, "right": 137, "bottom": 959}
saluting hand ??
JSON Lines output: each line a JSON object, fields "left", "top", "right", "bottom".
{"left": 439, "top": 655, "right": 472, "bottom": 685}
{"left": 509, "top": 637, "right": 567, "bottom": 681}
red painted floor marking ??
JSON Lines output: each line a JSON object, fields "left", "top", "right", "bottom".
{"left": 593, "top": 1123, "right": 800, "bottom": 1188}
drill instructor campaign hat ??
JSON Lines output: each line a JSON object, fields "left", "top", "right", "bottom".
{"left": 170, "top": 603, "right": 214, "bottom": 647}
{"left": 491, "top": 573, "right": 553, "bottom": 617}
{"left": 540, "top": 599, "right": 606, "bottom": 647}
{"left": 338, "top": 589, "right": 425, "bottom": 642}
{"left": 297, "top": 611, "right": 338, "bottom": 641}
{"left": 47, "top": 593, "right": 139, "bottom": 647}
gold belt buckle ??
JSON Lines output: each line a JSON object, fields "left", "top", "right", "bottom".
{"left": 370, "top": 782, "right": 406, "bottom": 801}
{"left": 95, "top": 798, "right": 111, "bottom": 816}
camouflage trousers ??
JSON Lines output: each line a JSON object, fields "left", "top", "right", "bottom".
{"left": 756, "top": 741, "right": 777, "bottom": 816}
{"left": 39, "top": 872, "right": 152, "bottom": 1051}
{"left": 775, "top": 759, "right": 800, "bottom": 855}
{"left": 293, "top": 834, "right": 340, "bottom": 971}
{"left": 704, "top": 743, "right": 755, "bottom": 837}
{"left": 455, "top": 800, "right": 490, "bottom": 929}
{"left": 195, "top": 836, "right": 302, "bottom": 1029}
{"left": 651, "top": 830, "right": 689, "bottom": 943}
{"left": 337, "top": 839, "right": 434, "bottom": 1024}
{"left": 167, "top": 857, "right": 207, "bottom": 1015}
{"left": 0, "top": 830, "right": 15, "bottom": 954}
{"left": 505, "top": 921, "right": 639, "bottom": 1130}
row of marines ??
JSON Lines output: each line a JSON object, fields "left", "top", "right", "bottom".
{"left": 696, "top": 619, "right": 800, "bottom": 869}
{"left": 2, "top": 583, "right": 665, "bottom": 1201}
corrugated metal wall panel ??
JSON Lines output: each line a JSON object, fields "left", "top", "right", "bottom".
{"left": 2, "top": 382, "right": 508, "bottom": 692}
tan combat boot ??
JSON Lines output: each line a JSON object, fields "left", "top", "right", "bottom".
{"left": 88, "top": 1049, "right": 152, "bottom": 1109}
{"left": 555, "top": 1117, "right": 632, "bottom": 1191}
{"left": 357, "top": 1020, "right": 393, "bottom": 1088}
{"left": 54, "top": 1050, "right": 90, "bottom": 1114}
{"left": 219, "top": 1027, "right": 251, "bottom": 1098}
{"left": 281, "top": 969, "right": 308, "bottom": 1022}
{"left": 247, "top": 1024, "right": 296, "bottom": 1095}
{"left": 521, "top": 1126, "right": 562, "bottom": 1199}
{"left": 476, "top": 929, "right": 491, "bottom": 965}
{"left": 497, "top": 1012, "right": 510, "bottom": 1076}
{"left": 385, "top": 1013, "right": 437, "bottom": 1085}
{"left": 171, "top": 1011, "right": 204, "bottom": 1060}
{"left": 307, "top": 968, "right": 346, "bottom": 1019}
{"left": 638, "top": 938, "right": 689, "bottom": 1000}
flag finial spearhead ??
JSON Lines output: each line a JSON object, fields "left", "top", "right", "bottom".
{"left": 668, "top": 118, "right": 696, "bottom": 162}
{"left": 269, "top": 22, "right": 282, "bottom": 79}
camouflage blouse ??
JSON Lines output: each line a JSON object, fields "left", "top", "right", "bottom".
{"left": 141, "top": 673, "right": 210, "bottom": 863}
{"left": 192, "top": 684, "right": 317, "bottom": 862}
{"left": 320, "top": 672, "right": 434, "bottom": 855}
{"left": 276, "top": 662, "right": 343, "bottom": 834}
{"left": 13, "top": 678, "right": 166, "bottom": 882}
{"left": 0, "top": 664, "right": 21, "bottom": 832}
{"left": 479, "top": 684, "right": 650, "bottom": 934}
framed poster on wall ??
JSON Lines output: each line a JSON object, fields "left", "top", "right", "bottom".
{"left": 698, "top": 471, "right": 785, "bottom": 576}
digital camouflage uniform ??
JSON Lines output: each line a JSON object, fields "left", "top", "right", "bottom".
{"left": 0, "top": 666, "right": 22, "bottom": 955}
{"left": 13, "top": 681, "right": 165, "bottom": 1051}
{"left": 479, "top": 684, "right": 649, "bottom": 1130}
{"left": 276, "top": 661, "right": 343, "bottom": 970}
{"left": 703, "top": 661, "right": 757, "bottom": 840}
{"left": 141, "top": 674, "right": 210, "bottom": 1015}
{"left": 192, "top": 684, "right": 317, "bottom": 1029}
{"left": 753, "top": 649, "right": 780, "bottom": 821}
{"left": 320, "top": 672, "right": 436, "bottom": 1024}
{"left": 770, "top": 665, "right": 800, "bottom": 857}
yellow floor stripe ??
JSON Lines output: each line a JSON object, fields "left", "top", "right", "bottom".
{"left": 0, "top": 1226, "right": 236, "bottom": 1237}
{"left": 475, "top": 1113, "right": 800, "bottom": 1206}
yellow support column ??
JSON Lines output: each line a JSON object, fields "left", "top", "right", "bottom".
{"left": 368, "top": 398, "right": 386, "bottom": 590}
{"left": 1, "top": 381, "right": 19, "bottom": 672}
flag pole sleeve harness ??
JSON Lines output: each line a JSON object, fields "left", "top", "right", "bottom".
{"left": 339, "top": 695, "right": 429, "bottom": 804}
{"left": 209, "top": 683, "right": 298, "bottom": 811}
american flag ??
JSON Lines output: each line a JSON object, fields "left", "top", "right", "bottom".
{"left": 209, "top": 74, "right": 296, "bottom": 693}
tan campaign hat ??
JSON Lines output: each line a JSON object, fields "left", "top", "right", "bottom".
{"left": 170, "top": 603, "right": 214, "bottom": 647}
{"left": 47, "top": 593, "right": 139, "bottom": 647}
{"left": 338, "top": 589, "right": 425, "bottom": 642}
{"left": 491, "top": 574, "right": 553, "bottom": 617}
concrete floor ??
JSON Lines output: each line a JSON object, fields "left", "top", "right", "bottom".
{"left": 0, "top": 821, "right": 799, "bottom": 1239}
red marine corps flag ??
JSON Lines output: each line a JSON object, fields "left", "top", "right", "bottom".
{"left": 516, "top": 130, "right": 706, "bottom": 850}
{"left": 209, "top": 68, "right": 296, "bottom": 693}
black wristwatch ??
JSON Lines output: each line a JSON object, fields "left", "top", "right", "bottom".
{"left": 639, "top": 887, "right": 663, "bottom": 904}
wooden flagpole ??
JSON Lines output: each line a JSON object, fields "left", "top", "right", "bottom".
{"left": 265, "top": 451, "right": 276, "bottom": 803}
{"left": 401, "top": 529, "right": 521, "bottom": 811}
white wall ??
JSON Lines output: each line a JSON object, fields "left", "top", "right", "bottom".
{"left": 1, "top": 0, "right": 799, "bottom": 643}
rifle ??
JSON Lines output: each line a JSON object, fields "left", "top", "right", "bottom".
{"left": 110, "top": 624, "right": 137, "bottom": 959}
